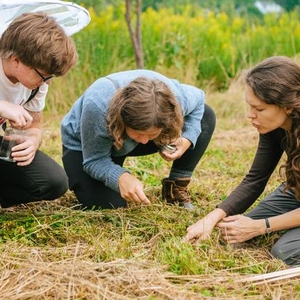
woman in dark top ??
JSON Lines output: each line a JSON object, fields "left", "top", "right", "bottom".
{"left": 186, "top": 56, "right": 300, "bottom": 266}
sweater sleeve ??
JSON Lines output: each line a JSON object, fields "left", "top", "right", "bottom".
{"left": 176, "top": 83, "right": 205, "bottom": 147}
{"left": 80, "top": 84, "right": 128, "bottom": 193}
{"left": 217, "top": 129, "right": 285, "bottom": 216}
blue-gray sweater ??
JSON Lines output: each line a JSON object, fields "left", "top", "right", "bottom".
{"left": 61, "top": 70, "right": 205, "bottom": 192}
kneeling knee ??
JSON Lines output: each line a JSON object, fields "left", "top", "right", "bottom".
{"left": 271, "top": 242, "right": 300, "bottom": 266}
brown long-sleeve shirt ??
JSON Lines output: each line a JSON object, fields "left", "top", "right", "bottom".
{"left": 217, "top": 128, "right": 287, "bottom": 216}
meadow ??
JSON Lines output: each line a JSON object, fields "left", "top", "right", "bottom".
{"left": 1, "top": 3, "right": 300, "bottom": 299}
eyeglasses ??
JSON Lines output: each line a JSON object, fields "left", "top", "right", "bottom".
{"left": 34, "top": 68, "right": 54, "bottom": 83}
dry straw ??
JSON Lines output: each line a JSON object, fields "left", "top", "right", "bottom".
{"left": 0, "top": 242, "right": 200, "bottom": 300}
{"left": 0, "top": 240, "right": 297, "bottom": 300}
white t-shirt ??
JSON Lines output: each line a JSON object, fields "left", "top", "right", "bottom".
{"left": 0, "top": 58, "right": 47, "bottom": 112}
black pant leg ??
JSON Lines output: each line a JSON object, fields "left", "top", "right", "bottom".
{"left": 0, "top": 150, "right": 68, "bottom": 207}
{"left": 62, "top": 147, "right": 127, "bottom": 209}
{"left": 172, "top": 103, "right": 216, "bottom": 172}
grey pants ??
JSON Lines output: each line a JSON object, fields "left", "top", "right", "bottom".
{"left": 246, "top": 183, "right": 300, "bottom": 266}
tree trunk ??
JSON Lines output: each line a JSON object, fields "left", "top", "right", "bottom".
{"left": 125, "top": 0, "right": 144, "bottom": 69}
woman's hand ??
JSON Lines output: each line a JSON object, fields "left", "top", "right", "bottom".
{"left": 185, "top": 208, "right": 226, "bottom": 241}
{"left": 185, "top": 217, "right": 215, "bottom": 242}
{"left": 119, "top": 172, "right": 151, "bottom": 205}
{"left": 159, "top": 137, "right": 191, "bottom": 162}
{"left": 216, "top": 215, "right": 265, "bottom": 244}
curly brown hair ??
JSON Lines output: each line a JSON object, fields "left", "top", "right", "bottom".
{"left": 107, "top": 77, "right": 184, "bottom": 150}
{"left": 246, "top": 56, "right": 300, "bottom": 199}
{"left": 0, "top": 12, "right": 77, "bottom": 76}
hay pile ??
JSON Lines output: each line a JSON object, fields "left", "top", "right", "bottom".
{"left": 1, "top": 241, "right": 299, "bottom": 299}
{"left": 0, "top": 242, "right": 202, "bottom": 300}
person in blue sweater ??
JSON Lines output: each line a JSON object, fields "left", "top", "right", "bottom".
{"left": 61, "top": 70, "right": 216, "bottom": 210}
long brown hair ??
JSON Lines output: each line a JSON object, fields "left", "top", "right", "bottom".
{"left": 107, "top": 77, "right": 183, "bottom": 150}
{"left": 246, "top": 56, "right": 300, "bottom": 199}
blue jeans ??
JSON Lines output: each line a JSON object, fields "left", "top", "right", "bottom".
{"left": 62, "top": 104, "right": 216, "bottom": 209}
{"left": 246, "top": 183, "right": 300, "bottom": 266}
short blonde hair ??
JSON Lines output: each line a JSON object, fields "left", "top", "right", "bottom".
{"left": 0, "top": 12, "right": 78, "bottom": 76}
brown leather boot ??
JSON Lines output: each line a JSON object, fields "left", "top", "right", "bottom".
{"left": 161, "top": 178, "right": 194, "bottom": 209}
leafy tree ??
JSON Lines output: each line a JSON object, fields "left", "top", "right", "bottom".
{"left": 274, "top": 0, "right": 300, "bottom": 11}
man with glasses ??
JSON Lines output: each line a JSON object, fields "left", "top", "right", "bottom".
{"left": 34, "top": 68, "right": 55, "bottom": 83}
{"left": 0, "top": 12, "right": 77, "bottom": 208}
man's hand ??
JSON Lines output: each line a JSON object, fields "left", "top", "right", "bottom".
{"left": 10, "top": 136, "right": 37, "bottom": 166}
{"left": 11, "top": 111, "right": 43, "bottom": 166}
{"left": 0, "top": 101, "right": 33, "bottom": 128}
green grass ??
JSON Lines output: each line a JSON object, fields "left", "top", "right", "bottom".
{"left": 0, "top": 79, "right": 296, "bottom": 299}
{"left": 2, "top": 3, "right": 300, "bottom": 297}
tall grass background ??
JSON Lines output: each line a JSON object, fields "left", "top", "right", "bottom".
{"left": 1, "top": 2, "right": 300, "bottom": 299}
{"left": 46, "top": 3, "right": 300, "bottom": 113}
